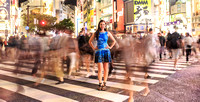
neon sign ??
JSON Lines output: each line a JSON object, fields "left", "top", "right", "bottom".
{"left": 0, "top": 0, "right": 10, "bottom": 21}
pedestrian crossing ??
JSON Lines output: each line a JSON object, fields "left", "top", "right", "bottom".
{"left": 0, "top": 56, "right": 198, "bottom": 102}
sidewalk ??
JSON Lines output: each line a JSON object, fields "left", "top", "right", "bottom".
{"left": 133, "top": 61, "right": 200, "bottom": 102}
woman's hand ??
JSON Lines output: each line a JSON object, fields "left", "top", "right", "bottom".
{"left": 93, "top": 46, "right": 98, "bottom": 50}
{"left": 106, "top": 45, "right": 111, "bottom": 49}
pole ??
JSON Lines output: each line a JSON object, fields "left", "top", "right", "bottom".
{"left": 27, "top": 5, "right": 30, "bottom": 33}
{"left": 146, "top": 19, "right": 148, "bottom": 34}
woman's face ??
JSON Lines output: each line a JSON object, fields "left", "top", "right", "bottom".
{"left": 100, "top": 22, "right": 106, "bottom": 30}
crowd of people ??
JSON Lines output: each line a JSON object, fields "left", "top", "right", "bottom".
{"left": 0, "top": 20, "right": 200, "bottom": 101}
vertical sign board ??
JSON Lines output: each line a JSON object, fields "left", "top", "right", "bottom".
{"left": 133, "top": 0, "right": 151, "bottom": 24}
{"left": 0, "top": 0, "right": 10, "bottom": 21}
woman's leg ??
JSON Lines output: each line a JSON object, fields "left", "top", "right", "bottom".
{"left": 97, "top": 63, "right": 103, "bottom": 83}
{"left": 99, "top": 62, "right": 109, "bottom": 91}
{"left": 103, "top": 63, "right": 109, "bottom": 83}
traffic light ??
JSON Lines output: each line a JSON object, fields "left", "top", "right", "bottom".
{"left": 40, "top": 20, "right": 46, "bottom": 26}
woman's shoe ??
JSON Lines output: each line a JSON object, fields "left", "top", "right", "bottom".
{"left": 55, "top": 81, "right": 64, "bottom": 85}
{"left": 97, "top": 83, "right": 102, "bottom": 90}
{"left": 101, "top": 82, "right": 107, "bottom": 91}
{"left": 144, "top": 75, "right": 151, "bottom": 79}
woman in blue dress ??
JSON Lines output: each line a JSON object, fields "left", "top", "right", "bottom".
{"left": 89, "top": 20, "right": 116, "bottom": 91}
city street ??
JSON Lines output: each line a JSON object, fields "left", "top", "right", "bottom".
{"left": 0, "top": 55, "right": 199, "bottom": 102}
{"left": 0, "top": 0, "right": 200, "bottom": 101}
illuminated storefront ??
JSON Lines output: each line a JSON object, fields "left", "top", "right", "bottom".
{"left": 192, "top": 0, "right": 200, "bottom": 36}
{"left": 0, "top": 0, "right": 19, "bottom": 37}
{"left": 0, "top": 0, "right": 10, "bottom": 37}
{"left": 11, "top": 0, "right": 19, "bottom": 35}
{"left": 169, "top": 0, "right": 192, "bottom": 34}
{"left": 99, "top": 0, "right": 113, "bottom": 30}
{"left": 159, "top": 0, "right": 170, "bottom": 32}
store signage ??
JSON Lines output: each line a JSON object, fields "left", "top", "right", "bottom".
{"left": 134, "top": 1, "right": 148, "bottom": 5}
{"left": 164, "top": 21, "right": 180, "bottom": 26}
{"left": 0, "top": 0, "right": 10, "bottom": 21}
{"left": 133, "top": 0, "right": 151, "bottom": 24}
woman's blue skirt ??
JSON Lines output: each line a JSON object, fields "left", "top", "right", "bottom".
{"left": 95, "top": 48, "right": 112, "bottom": 63}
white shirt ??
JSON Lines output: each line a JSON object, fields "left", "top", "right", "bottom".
{"left": 184, "top": 36, "right": 193, "bottom": 49}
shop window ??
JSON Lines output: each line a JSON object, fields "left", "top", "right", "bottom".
{"left": 140, "top": 26, "right": 144, "bottom": 30}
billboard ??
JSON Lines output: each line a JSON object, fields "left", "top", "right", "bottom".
{"left": 0, "top": 0, "right": 10, "bottom": 21}
{"left": 133, "top": 0, "right": 151, "bottom": 24}
{"left": 43, "top": 0, "right": 53, "bottom": 15}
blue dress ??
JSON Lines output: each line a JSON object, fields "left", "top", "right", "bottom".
{"left": 95, "top": 32, "right": 112, "bottom": 63}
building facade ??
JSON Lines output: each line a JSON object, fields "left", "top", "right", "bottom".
{"left": 124, "top": 0, "right": 154, "bottom": 34}
{"left": 192, "top": 0, "right": 200, "bottom": 36}
{"left": 0, "top": 0, "right": 19, "bottom": 38}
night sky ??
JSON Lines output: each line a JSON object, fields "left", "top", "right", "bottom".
{"left": 18, "top": 0, "right": 77, "bottom": 7}
{"left": 19, "top": 0, "right": 28, "bottom": 7}
{"left": 64, "top": 0, "right": 77, "bottom": 6}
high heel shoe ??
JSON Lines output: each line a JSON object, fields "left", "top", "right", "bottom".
{"left": 97, "top": 83, "right": 102, "bottom": 90}
{"left": 101, "top": 82, "right": 107, "bottom": 91}
{"left": 144, "top": 75, "right": 151, "bottom": 79}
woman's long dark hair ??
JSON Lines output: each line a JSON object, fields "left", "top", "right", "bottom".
{"left": 95, "top": 20, "right": 107, "bottom": 40}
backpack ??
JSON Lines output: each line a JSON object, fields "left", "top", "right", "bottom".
{"left": 170, "top": 32, "right": 182, "bottom": 49}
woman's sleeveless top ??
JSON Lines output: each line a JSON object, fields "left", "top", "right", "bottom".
{"left": 97, "top": 32, "right": 108, "bottom": 49}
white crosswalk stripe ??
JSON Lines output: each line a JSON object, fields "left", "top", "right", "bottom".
{"left": 0, "top": 70, "right": 129, "bottom": 102}
{"left": 77, "top": 70, "right": 159, "bottom": 84}
{"left": 0, "top": 55, "right": 198, "bottom": 101}
{"left": 0, "top": 79, "right": 77, "bottom": 102}
{"left": 0, "top": 64, "right": 145, "bottom": 92}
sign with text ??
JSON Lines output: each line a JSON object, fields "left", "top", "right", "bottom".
{"left": 133, "top": 0, "right": 151, "bottom": 24}
{"left": 0, "top": 0, "right": 10, "bottom": 21}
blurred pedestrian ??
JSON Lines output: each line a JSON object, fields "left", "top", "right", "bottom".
{"left": 166, "top": 31, "right": 172, "bottom": 59}
{"left": 158, "top": 32, "right": 166, "bottom": 61}
{"left": 168, "top": 26, "right": 183, "bottom": 70}
{"left": 184, "top": 32, "right": 193, "bottom": 64}
{"left": 197, "top": 35, "right": 200, "bottom": 51}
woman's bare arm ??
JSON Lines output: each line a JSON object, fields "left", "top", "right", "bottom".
{"left": 107, "top": 32, "right": 116, "bottom": 49}
{"left": 89, "top": 33, "right": 96, "bottom": 50}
